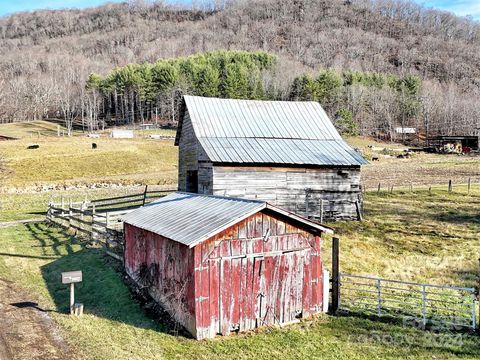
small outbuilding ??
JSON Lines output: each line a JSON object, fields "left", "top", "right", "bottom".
{"left": 175, "top": 96, "right": 368, "bottom": 221}
{"left": 123, "top": 192, "right": 333, "bottom": 340}
{"left": 111, "top": 129, "right": 134, "bottom": 138}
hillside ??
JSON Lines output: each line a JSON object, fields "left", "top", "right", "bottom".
{"left": 0, "top": 0, "right": 479, "bottom": 135}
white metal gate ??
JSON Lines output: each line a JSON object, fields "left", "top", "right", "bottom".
{"left": 339, "top": 273, "right": 477, "bottom": 331}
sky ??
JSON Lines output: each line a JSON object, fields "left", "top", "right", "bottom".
{"left": 0, "top": 0, "right": 479, "bottom": 20}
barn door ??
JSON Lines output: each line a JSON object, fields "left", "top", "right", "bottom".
{"left": 219, "top": 256, "right": 265, "bottom": 335}
{"left": 218, "top": 251, "right": 307, "bottom": 334}
{"left": 261, "top": 251, "right": 305, "bottom": 326}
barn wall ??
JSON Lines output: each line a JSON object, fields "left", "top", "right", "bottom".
{"left": 177, "top": 111, "right": 199, "bottom": 192}
{"left": 210, "top": 165, "right": 362, "bottom": 221}
{"left": 124, "top": 224, "right": 197, "bottom": 336}
{"left": 193, "top": 210, "right": 323, "bottom": 340}
{"left": 198, "top": 162, "right": 213, "bottom": 194}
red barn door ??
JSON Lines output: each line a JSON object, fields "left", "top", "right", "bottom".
{"left": 218, "top": 249, "right": 312, "bottom": 334}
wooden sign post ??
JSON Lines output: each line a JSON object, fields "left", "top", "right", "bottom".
{"left": 61, "top": 270, "right": 83, "bottom": 316}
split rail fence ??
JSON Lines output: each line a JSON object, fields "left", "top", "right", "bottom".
{"left": 47, "top": 187, "right": 174, "bottom": 257}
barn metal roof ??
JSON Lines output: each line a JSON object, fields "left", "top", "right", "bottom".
{"left": 176, "top": 96, "right": 367, "bottom": 166}
{"left": 122, "top": 192, "right": 333, "bottom": 248}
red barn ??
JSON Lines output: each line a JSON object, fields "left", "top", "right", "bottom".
{"left": 123, "top": 192, "right": 333, "bottom": 340}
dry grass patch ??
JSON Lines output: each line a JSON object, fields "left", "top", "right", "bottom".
{"left": 0, "top": 136, "right": 177, "bottom": 188}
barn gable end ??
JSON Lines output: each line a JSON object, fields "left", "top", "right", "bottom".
{"left": 123, "top": 192, "right": 331, "bottom": 339}
{"left": 175, "top": 95, "right": 367, "bottom": 221}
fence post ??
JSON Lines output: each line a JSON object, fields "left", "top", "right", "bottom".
{"left": 468, "top": 177, "right": 471, "bottom": 195}
{"left": 61, "top": 195, "right": 65, "bottom": 217}
{"left": 91, "top": 204, "right": 96, "bottom": 242}
{"left": 80, "top": 201, "right": 85, "bottom": 221}
{"left": 377, "top": 183, "right": 380, "bottom": 193}
{"left": 376, "top": 279, "right": 382, "bottom": 316}
{"left": 331, "top": 237, "right": 340, "bottom": 313}
{"left": 421, "top": 285, "right": 427, "bottom": 329}
{"left": 355, "top": 200, "right": 363, "bottom": 222}
{"left": 448, "top": 180, "right": 452, "bottom": 193}
{"left": 68, "top": 198, "right": 73, "bottom": 228}
{"left": 142, "top": 185, "right": 148, "bottom": 206}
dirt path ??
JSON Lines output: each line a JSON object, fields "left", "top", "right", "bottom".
{"left": 0, "top": 278, "right": 71, "bottom": 360}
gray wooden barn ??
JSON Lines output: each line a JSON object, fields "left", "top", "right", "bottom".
{"left": 175, "top": 95, "right": 367, "bottom": 221}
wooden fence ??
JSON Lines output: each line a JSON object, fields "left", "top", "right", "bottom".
{"left": 47, "top": 187, "right": 174, "bottom": 257}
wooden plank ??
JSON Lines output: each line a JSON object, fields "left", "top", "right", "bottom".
{"left": 220, "top": 258, "right": 232, "bottom": 336}
{"left": 209, "top": 258, "right": 220, "bottom": 337}
{"left": 230, "top": 257, "right": 242, "bottom": 331}
{"left": 253, "top": 257, "right": 264, "bottom": 328}
{"left": 302, "top": 249, "right": 312, "bottom": 317}
{"left": 245, "top": 256, "right": 254, "bottom": 330}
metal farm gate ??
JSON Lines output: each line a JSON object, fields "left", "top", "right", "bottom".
{"left": 338, "top": 273, "right": 477, "bottom": 331}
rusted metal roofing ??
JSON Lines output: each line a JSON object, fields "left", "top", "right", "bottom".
{"left": 177, "top": 95, "right": 367, "bottom": 166}
{"left": 122, "top": 192, "right": 333, "bottom": 248}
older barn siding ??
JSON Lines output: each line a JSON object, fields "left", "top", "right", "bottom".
{"left": 178, "top": 112, "right": 199, "bottom": 192}
{"left": 192, "top": 210, "right": 323, "bottom": 339}
{"left": 210, "top": 166, "right": 361, "bottom": 221}
{"left": 124, "top": 223, "right": 197, "bottom": 335}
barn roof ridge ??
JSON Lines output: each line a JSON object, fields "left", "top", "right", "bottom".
{"left": 175, "top": 95, "right": 367, "bottom": 166}
{"left": 123, "top": 192, "right": 333, "bottom": 248}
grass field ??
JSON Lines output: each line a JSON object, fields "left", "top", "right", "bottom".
{"left": 1, "top": 122, "right": 479, "bottom": 191}
{"left": 0, "top": 212, "right": 478, "bottom": 359}
{"left": 0, "top": 189, "right": 479, "bottom": 359}
{"left": 0, "top": 136, "right": 177, "bottom": 188}
{"left": 0, "top": 122, "right": 479, "bottom": 359}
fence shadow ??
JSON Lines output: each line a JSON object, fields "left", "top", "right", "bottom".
{"left": 35, "top": 226, "right": 190, "bottom": 338}
{"left": 328, "top": 313, "right": 480, "bottom": 357}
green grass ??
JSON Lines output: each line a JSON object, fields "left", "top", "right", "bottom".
{"left": 0, "top": 189, "right": 479, "bottom": 359}
{"left": 0, "top": 223, "right": 479, "bottom": 360}
{"left": 325, "top": 188, "right": 480, "bottom": 288}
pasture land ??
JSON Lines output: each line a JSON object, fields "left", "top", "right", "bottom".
{"left": 0, "top": 124, "right": 479, "bottom": 359}
{"left": 0, "top": 189, "right": 478, "bottom": 359}
{"left": 346, "top": 136, "right": 480, "bottom": 189}
{"left": 0, "top": 136, "right": 177, "bottom": 189}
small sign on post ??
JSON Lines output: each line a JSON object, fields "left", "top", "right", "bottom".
{"left": 61, "top": 270, "right": 83, "bottom": 316}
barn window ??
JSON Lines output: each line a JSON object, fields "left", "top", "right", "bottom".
{"left": 186, "top": 170, "right": 198, "bottom": 193}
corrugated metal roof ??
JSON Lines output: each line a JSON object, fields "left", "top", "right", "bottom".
{"left": 122, "top": 192, "right": 333, "bottom": 248}
{"left": 179, "top": 96, "right": 367, "bottom": 166}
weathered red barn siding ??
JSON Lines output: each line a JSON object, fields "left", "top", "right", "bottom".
{"left": 125, "top": 210, "right": 323, "bottom": 340}
{"left": 193, "top": 210, "right": 323, "bottom": 340}
{"left": 124, "top": 223, "right": 197, "bottom": 336}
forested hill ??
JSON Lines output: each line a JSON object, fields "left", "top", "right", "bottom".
{"left": 0, "top": 0, "right": 479, "bottom": 137}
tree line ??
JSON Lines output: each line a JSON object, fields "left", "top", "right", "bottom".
{"left": 86, "top": 49, "right": 425, "bottom": 141}
{"left": 0, "top": 0, "right": 478, "bottom": 138}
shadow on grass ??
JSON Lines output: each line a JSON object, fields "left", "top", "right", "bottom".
{"left": 327, "top": 313, "right": 480, "bottom": 357}
{"left": 26, "top": 223, "right": 189, "bottom": 338}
